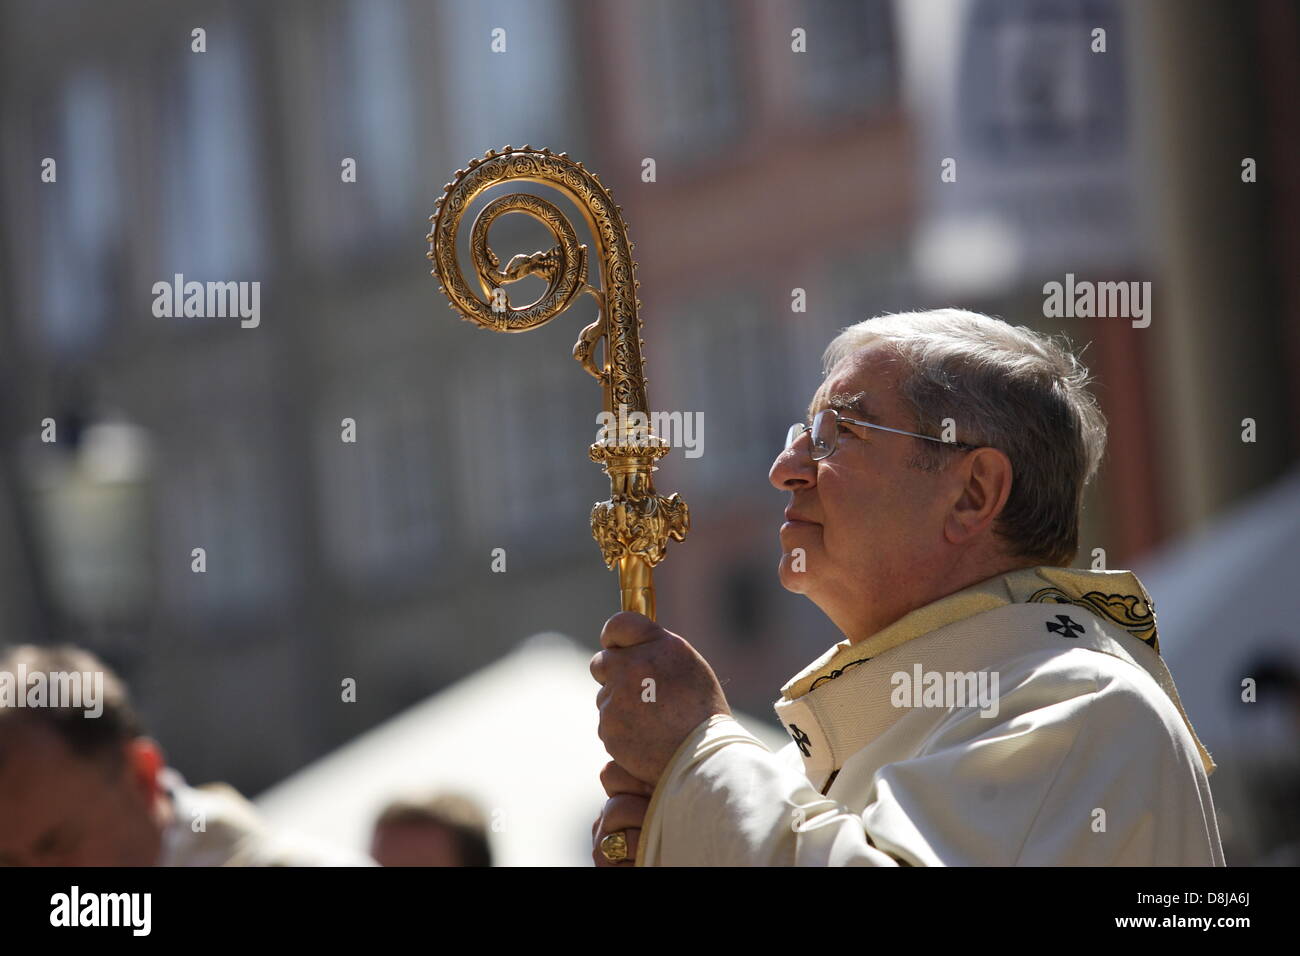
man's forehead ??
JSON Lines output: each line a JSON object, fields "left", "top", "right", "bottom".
{"left": 0, "top": 718, "right": 70, "bottom": 773}
{"left": 806, "top": 347, "right": 901, "bottom": 420}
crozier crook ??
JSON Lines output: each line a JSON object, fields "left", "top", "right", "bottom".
{"left": 426, "top": 145, "right": 689, "bottom": 619}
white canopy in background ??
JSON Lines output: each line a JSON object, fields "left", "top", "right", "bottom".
{"left": 1136, "top": 465, "right": 1300, "bottom": 759}
{"left": 254, "top": 631, "right": 789, "bottom": 866}
{"left": 1135, "top": 467, "right": 1300, "bottom": 862}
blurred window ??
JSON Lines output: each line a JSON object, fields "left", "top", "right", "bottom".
{"left": 159, "top": 23, "right": 265, "bottom": 280}
{"left": 35, "top": 69, "right": 121, "bottom": 356}
{"left": 297, "top": 0, "right": 415, "bottom": 257}
{"left": 674, "top": 286, "right": 783, "bottom": 493}
{"left": 631, "top": 0, "right": 743, "bottom": 163}
{"left": 796, "top": 0, "right": 897, "bottom": 116}
{"left": 454, "top": 348, "right": 594, "bottom": 545}
{"left": 341, "top": 0, "right": 415, "bottom": 232}
{"left": 160, "top": 424, "right": 285, "bottom": 613}
{"left": 960, "top": 0, "right": 1125, "bottom": 159}
{"left": 437, "top": 0, "right": 582, "bottom": 161}
{"left": 317, "top": 368, "right": 444, "bottom": 582}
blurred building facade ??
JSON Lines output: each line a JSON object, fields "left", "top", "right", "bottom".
{"left": 0, "top": 0, "right": 1297, "bottom": 866}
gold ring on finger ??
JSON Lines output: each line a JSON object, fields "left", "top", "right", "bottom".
{"left": 599, "top": 830, "right": 629, "bottom": 863}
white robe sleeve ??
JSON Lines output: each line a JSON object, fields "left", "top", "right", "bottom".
{"left": 638, "top": 651, "right": 1222, "bottom": 866}
{"left": 637, "top": 714, "right": 903, "bottom": 867}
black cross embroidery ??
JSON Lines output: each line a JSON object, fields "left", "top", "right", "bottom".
{"left": 788, "top": 723, "right": 812, "bottom": 757}
{"left": 1046, "top": 614, "right": 1084, "bottom": 638}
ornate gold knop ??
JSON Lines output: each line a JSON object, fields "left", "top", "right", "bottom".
{"left": 427, "top": 146, "right": 689, "bottom": 619}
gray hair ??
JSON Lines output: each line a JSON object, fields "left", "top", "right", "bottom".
{"left": 819, "top": 309, "right": 1107, "bottom": 566}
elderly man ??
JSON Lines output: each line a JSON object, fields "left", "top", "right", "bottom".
{"left": 0, "top": 644, "right": 371, "bottom": 866}
{"left": 590, "top": 309, "right": 1224, "bottom": 867}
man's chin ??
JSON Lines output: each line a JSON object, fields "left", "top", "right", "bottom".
{"left": 777, "top": 555, "right": 816, "bottom": 594}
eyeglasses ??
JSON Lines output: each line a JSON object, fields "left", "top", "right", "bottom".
{"left": 784, "top": 408, "right": 977, "bottom": 462}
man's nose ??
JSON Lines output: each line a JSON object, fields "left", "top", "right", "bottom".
{"left": 769, "top": 432, "right": 817, "bottom": 490}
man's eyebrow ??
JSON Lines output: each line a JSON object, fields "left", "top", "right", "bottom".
{"left": 825, "top": 391, "right": 880, "bottom": 423}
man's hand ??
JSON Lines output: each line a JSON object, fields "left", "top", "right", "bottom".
{"left": 591, "top": 761, "right": 653, "bottom": 867}
{"left": 590, "top": 611, "right": 730, "bottom": 786}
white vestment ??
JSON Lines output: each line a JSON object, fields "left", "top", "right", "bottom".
{"left": 158, "top": 770, "right": 374, "bottom": 867}
{"left": 638, "top": 567, "right": 1224, "bottom": 866}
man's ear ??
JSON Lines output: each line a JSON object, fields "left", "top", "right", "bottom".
{"left": 123, "top": 737, "right": 165, "bottom": 801}
{"left": 944, "top": 447, "right": 1014, "bottom": 545}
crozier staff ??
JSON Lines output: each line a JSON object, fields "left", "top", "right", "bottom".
{"left": 590, "top": 309, "right": 1224, "bottom": 867}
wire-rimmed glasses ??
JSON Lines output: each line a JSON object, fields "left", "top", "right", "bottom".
{"left": 784, "top": 408, "right": 977, "bottom": 462}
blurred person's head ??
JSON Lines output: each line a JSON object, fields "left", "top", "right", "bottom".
{"left": 0, "top": 645, "right": 168, "bottom": 866}
{"left": 370, "top": 792, "right": 492, "bottom": 867}
{"left": 770, "top": 309, "right": 1107, "bottom": 642}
